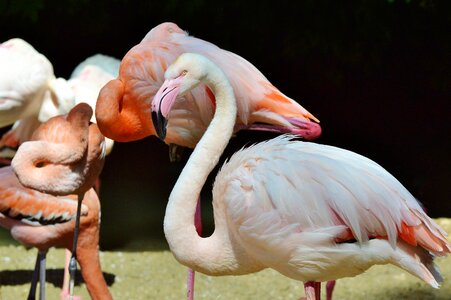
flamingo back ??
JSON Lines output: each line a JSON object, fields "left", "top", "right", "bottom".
{"left": 0, "top": 38, "right": 55, "bottom": 127}
{"left": 213, "top": 136, "right": 450, "bottom": 282}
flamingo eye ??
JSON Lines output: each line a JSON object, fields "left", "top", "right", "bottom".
{"left": 181, "top": 70, "right": 187, "bottom": 76}
{"left": 168, "top": 28, "right": 174, "bottom": 33}
{"left": 35, "top": 161, "right": 46, "bottom": 168}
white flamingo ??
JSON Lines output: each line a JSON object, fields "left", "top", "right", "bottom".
{"left": 150, "top": 53, "right": 450, "bottom": 300}
{"left": 0, "top": 49, "right": 118, "bottom": 156}
{"left": 0, "top": 38, "right": 74, "bottom": 153}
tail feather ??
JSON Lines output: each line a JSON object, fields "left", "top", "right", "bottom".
{"left": 393, "top": 240, "right": 443, "bottom": 288}
{"left": 259, "top": 89, "right": 319, "bottom": 123}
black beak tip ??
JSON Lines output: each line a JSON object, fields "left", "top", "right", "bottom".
{"left": 151, "top": 111, "right": 167, "bottom": 141}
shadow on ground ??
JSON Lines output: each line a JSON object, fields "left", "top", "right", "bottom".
{"left": 0, "top": 268, "right": 115, "bottom": 287}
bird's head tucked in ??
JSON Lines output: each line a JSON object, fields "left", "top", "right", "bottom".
{"left": 12, "top": 102, "right": 106, "bottom": 196}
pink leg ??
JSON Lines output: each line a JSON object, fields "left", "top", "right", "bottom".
{"left": 326, "top": 280, "right": 336, "bottom": 300}
{"left": 61, "top": 249, "right": 71, "bottom": 296}
{"left": 187, "top": 268, "right": 195, "bottom": 300}
{"left": 60, "top": 249, "right": 81, "bottom": 300}
{"left": 303, "top": 281, "right": 321, "bottom": 300}
{"left": 187, "top": 198, "right": 202, "bottom": 300}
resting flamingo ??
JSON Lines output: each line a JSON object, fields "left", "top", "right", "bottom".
{"left": 0, "top": 41, "right": 115, "bottom": 297}
{"left": 150, "top": 53, "right": 451, "bottom": 300}
{"left": 0, "top": 38, "right": 74, "bottom": 141}
{"left": 95, "top": 22, "right": 322, "bottom": 298}
{"left": 11, "top": 103, "right": 109, "bottom": 300}
{"left": 1, "top": 52, "right": 118, "bottom": 157}
{"left": 0, "top": 167, "right": 110, "bottom": 300}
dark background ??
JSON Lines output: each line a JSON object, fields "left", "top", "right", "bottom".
{"left": 1, "top": 0, "right": 450, "bottom": 250}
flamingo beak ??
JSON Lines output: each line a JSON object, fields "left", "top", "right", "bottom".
{"left": 151, "top": 76, "right": 184, "bottom": 140}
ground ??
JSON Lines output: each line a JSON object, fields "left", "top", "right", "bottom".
{"left": 0, "top": 219, "right": 450, "bottom": 299}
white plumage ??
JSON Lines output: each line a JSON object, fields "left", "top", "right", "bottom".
{"left": 152, "top": 53, "right": 450, "bottom": 300}
{"left": 216, "top": 135, "right": 447, "bottom": 285}
{"left": 0, "top": 43, "right": 119, "bottom": 155}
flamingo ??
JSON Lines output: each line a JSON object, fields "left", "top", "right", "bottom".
{"left": 150, "top": 53, "right": 451, "bottom": 300}
{"left": 11, "top": 103, "right": 109, "bottom": 300}
{"left": 0, "top": 51, "right": 119, "bottom": 157}
{"left": 0, "top": 167, "right": 110, "bottom": 300}
{"left": 0, "top": 41, "right": 116, "bottom": 297}
{"left": 0, "top": 38, "right": 74, "bottom": 136}
{"left": 95, "top": 22, "right": 322, "bottom": 298}
{"left": 95, "top": 22, "right": 321, "bottom": 149}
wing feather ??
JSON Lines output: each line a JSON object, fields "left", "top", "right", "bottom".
{"left": 213, "top": 136, "right": 447, "bottom": 262}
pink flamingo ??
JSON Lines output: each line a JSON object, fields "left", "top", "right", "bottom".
{"left": 95, "top": 22, "right": 321, "bottom": 148}
{"left": 151, "top": 53, "right": 450, "bottom": 300}
{"left": 0, "top": 43, "right": 116, "bottom": 298}
{"left": 95, "top": 22, "right": 322, "bottom": 299}
{"left": 11, "top": 103, "right": 110, "bottom": 300}
{"left": 0, "top": 167, "right": 109, "bottom": 300}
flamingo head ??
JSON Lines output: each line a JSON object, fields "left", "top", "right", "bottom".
{"left": 152, "top": 53, "right": 218, "bottom": 140}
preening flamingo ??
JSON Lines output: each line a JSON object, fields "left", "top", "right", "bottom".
{"left": 94, "top": 22, "right": 322, "bottom": 298}
{"left": 96, "top": 23, "right": 321, "bottom": 299}
{"left": 151, "top": 53, "right": 451, "bottom": 300}
{"left": 95, "top": 22, "right": 321, "bottom": 149}
{"left": 11, "top": 103, "right": 109, "bottom": 300}
{"left": 0, "top": 167, "right": 110, "bottom": 300}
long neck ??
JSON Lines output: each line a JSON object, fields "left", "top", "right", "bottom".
{"left": 164, "top": 65, "right": 240, "bottom": 275}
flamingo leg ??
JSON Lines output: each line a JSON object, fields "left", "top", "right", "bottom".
{"left": 326, "top": 280, "right": 336, "bottom": 300}
{"left": 60, "top": 249, "right": 72, "bottom": 299}
{"left": 187, "top": 268, "right": 195, "bottom": 300}
{"left": 38, "top": 250, "right": 47, "bottom": 300}
{"left": 303, "top": 281, "right": 321, "bottom": 300}
{"left": 187, "top": 197, "right": 202, "bottom": 300}
{"left": 27, "top": 251, "right": 41, "bottom": 300}
{"left": 68, "top": 193, "right": 84, "bottom": 300}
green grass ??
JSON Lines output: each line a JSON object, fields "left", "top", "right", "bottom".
{"left": 1, "top": 219, "right": 450, "bottom": 299}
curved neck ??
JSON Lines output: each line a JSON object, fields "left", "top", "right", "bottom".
{"left": 96, "top": 79, "right": 154, "bottom": 142}
{"left": 164, "top": 64, "right": 241, "bottom": 275}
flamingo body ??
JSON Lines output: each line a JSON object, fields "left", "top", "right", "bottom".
{"left": 0, "top": 51, "right": 118, "bottom": 156}
{"left": 152, "top": 53, "right": 450, "bottom": 299}
{"left": 0, "top": 173, "right": 109, "bottom": 300}
{"left": 0, "top": 38, "right": 61, "bottom": 128}
{"left": 211, "top": 136, "right": 448, "bottom": 284}
{"left": 96, "top": 22, "right": 321, "bottom": 147}
{"left": 2, "top": 103, "right": 111, "bottom": 299}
